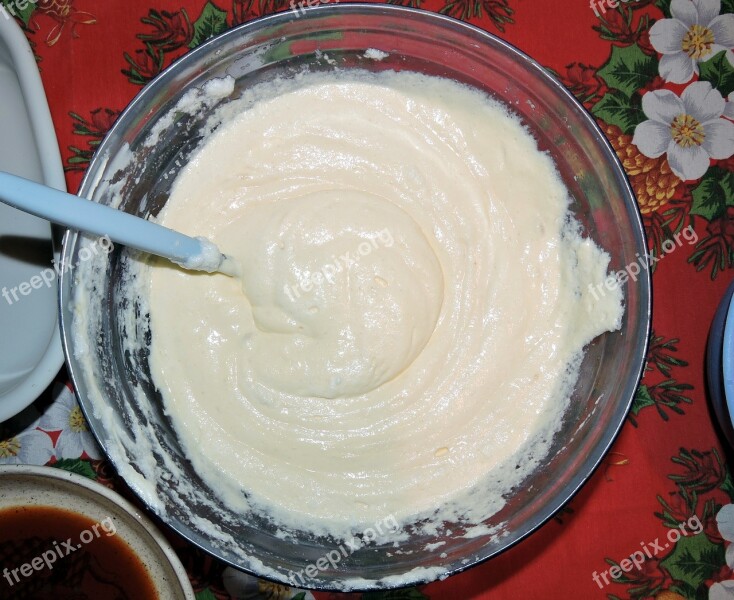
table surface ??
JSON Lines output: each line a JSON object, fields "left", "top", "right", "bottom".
{"left": 1, "top": 0, "right": 734, "bottom": 598}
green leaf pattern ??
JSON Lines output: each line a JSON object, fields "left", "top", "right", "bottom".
{"left": 597, "top": 44, "right": 657, "bottom": 97}
{"left": 690, "top": 169, "right": 734, "bottom": 221}
{"left": 189, "top": 1, "right": 229, "bottom": 48}
{"left": 591, "top": 90, "right": 646, "bottom": 134}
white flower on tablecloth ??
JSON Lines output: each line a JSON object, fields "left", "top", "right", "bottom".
{"left": 711, "top": 581, "right": 734, "bottom": 600}
{"left": 710, "top": 503, "right": 734, "bottom": 599}
{"left": 37, "top": 384, "right": 102, "bottom": 460}
{"left": 718, "top": 503, "right": 734, "bottom": 542}
{"left": 725, "top": 92, "right": 734, "bottom": 120}
{"left": 222, "top": 567, "right": 315, "bottom": 600}
{"left": 632, "top": 81, "right": 734, "bottom": 180}
{"left": 0, "top": 428, "right": 54, "bottom": 465}
{"left": 649, "top": 0, "right": 734, "bottom": 84}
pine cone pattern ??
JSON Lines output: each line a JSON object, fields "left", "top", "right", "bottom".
{"left": 605, "top": 124, "right": 681, "bottom": 214}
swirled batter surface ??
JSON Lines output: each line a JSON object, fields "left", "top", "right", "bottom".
{"left": 148, "top": 71, "right": 623, "bottom": 535}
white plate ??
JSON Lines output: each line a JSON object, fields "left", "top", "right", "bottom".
{"left": 0, "top": 465, "right": 195, "bottom": 598}
{"left": 0, "top": 16, "right": 66, "bottom": 422}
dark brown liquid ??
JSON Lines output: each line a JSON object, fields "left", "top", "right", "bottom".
{"left": 0, "top": 505, "right": 158, "bottom": 600}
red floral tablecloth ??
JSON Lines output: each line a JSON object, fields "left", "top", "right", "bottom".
{"left": 1, "top": 0, "right": 734, "bottom": 598}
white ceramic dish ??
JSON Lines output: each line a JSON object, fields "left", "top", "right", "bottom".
{"left": 0, "top": 16, "right": 66, "bottom": 422}
{"left": 0, "top": 465, "right": 195, "bottom": 598}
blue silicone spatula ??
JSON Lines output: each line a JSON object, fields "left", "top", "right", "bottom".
{"left": 0, "top": 171, "right": 238, "bottom": 276}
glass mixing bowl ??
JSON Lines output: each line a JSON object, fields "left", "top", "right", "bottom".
{"left": 59, "top": 4, "right": 650, "bottom": 591}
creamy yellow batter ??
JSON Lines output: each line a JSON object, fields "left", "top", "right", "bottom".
{"left": 147, "top": 71, "right": 623, "bottom": 536}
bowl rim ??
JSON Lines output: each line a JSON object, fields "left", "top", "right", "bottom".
{"left": 722, "top": 288, "right": 734, "bottom": 429}
{"left": 59, "top": 3, "right": 652, "bottom": 590}
{"left": 706, "top": 281, "right": 734, "bottom": 448}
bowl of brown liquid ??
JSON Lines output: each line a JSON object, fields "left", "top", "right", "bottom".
{"left": 0, "top": 465, "right": 193, "bottom": 599}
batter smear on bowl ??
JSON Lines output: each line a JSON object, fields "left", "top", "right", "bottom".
{"left": 146, "top": 70, "right": 624, "bottom": 538}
